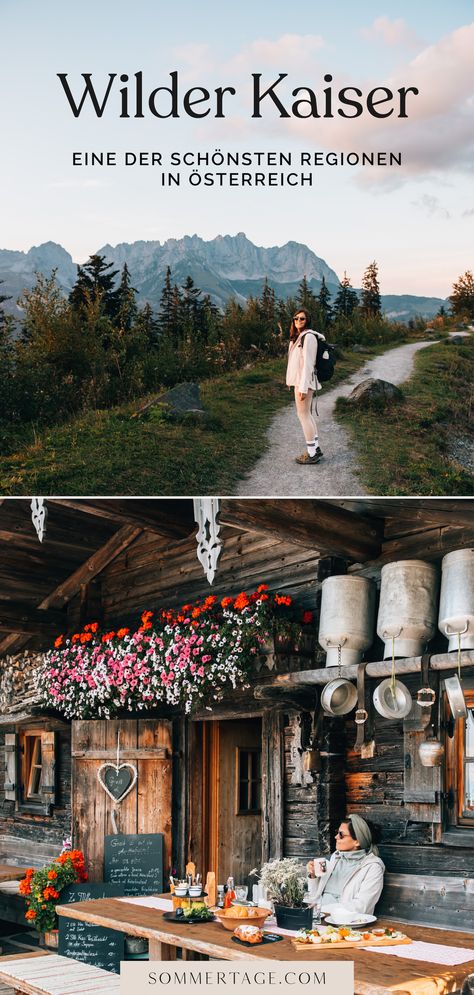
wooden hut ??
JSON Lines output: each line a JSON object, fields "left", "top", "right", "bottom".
{"left": 0, "top": 497, "right": 473, "bottom": 932}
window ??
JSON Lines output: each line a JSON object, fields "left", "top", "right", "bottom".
{"left": 236, "top": 748, "right": 261, "bottom": 815}
{"left": 4, "top": 728, "right": 56, "bottom": 814}
{"left": 444, "top": 684, "right": 474, "bottom": 832}
{"left": 458, "top": 690, "right": 474, "bottom": 825}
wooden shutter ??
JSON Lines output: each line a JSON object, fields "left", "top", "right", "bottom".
{"left": 4, "top": 733, "right": 17, "bottom": 801}
{"left": 40, "top": 731, "right": 56, "bottom": 805}
{"left": 403, "top": 704, "right": 441, "bottom": 823}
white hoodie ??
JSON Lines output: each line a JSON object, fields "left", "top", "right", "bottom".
{"left": 307, "top": 851, "right": 385, "bottom": 916}
{"left": 286, "top": 329, "right": 325, "bottom": 394}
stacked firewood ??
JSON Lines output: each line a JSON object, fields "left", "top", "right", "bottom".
{"left": 0, "top": 653, "right": 43, "bottom": 714}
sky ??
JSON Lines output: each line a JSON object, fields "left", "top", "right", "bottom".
{"left": 1, "top": 0, "right": 473, "bottom": 296}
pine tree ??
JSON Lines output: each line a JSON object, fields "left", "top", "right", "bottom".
{"left": 258, "top": 278, "right": 276, "bottom": 330}
{"left": 296, "top": 275, "right": 318, "bottom": 314}
{"left": 333, "top": 271, "right": 359, "bottom": 319}
{"left": 317, "top": 276, "right": 333, "bottom": 329}
{"left": 361, "top": 261, "right": 382, "bottom": 318}
{"left": 181, "top": 275, "right": 202, "bottom": 339}
{"left": 115, "top": 263, "right": 138, "bottom": 331}
{"left": 449, "top": 271, "right": 474, "bottom": 320}
{"left": 198, "top": 294, "right": 221, "bottom": 343}
{"left": 69, "top": 254, "right": 120, "bottom": 321}
{"left": 158, "top": 266, "right": 174, "bottom": 336}
{"left": 170, "top": 283, "right": 182, "bottom": 334}
{"left": 0, "top": 279, "right": 11, "bottom": 331}
{"left": 135, "top": 302, "right": 161, "bottom": 347}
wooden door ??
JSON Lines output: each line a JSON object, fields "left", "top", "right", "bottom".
{"left": 200, "top": 719, "right": 262, "bottom": 888}
{"left": 71, "top": 719, "right": 172, "bottom": 880}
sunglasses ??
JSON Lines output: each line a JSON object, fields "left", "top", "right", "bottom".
{"left": 336, "top": 831, "right": 351, "bottom": 839}
{"left": 293, "top": 316, "right": 306, "bottom": 322}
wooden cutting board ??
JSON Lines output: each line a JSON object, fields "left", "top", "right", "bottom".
{"left": 292, "top": 933, "right": 412, "bottom": 951}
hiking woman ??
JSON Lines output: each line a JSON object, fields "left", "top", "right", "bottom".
{"left": 285, "top": 308, "right": 323, "bottom": 464}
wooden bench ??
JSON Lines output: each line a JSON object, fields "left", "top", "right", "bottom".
{"left": 0, "top": 952, "right": 120, "bottom": 994}
{"left": 375, "top": 872, "right": 474, "bottom": 932}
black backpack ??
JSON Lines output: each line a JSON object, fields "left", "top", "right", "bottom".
{"left": 299, "top": 331, "right": 336, "bottom": 383}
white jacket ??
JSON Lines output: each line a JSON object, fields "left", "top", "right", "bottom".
{"left": 286, "top": 330, "right": 324, "bottom": 394}
{"left": 307, "top": 851, "right": 385, "bottom": 915}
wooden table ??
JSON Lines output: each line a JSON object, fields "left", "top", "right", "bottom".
{"left": 56, "top": 898, "right": 474, "bottom": 995}
{"left": 0, "top": 865, "right": 28, "bottom": 882}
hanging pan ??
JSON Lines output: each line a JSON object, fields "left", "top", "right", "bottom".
{"left": 373, "top": 634, "right": 413, "bottom": 720}
{"left": 321, "top": 678, "right": 357, "bottom": 717}
{"left": 373, "top": 678, "right": 413, "bottom": 719}
{"left": 444, "top": 630, "right": 467, "bottom": 720}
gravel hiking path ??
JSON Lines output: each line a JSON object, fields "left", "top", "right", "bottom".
{"left": 236, "top": 339, "right": 437, "bottom": 497}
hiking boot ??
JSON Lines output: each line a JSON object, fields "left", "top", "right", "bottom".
{"left": 295, "top": 447, "right": 323, "bottom": 465}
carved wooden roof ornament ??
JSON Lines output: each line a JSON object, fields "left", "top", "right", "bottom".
{"left": 193, "top": 498, "right": 222, "bottom": 585}
{"left": 30, "top": 497, "right": 48, "bottom": 543}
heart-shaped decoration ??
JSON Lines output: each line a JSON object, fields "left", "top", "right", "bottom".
{"left": 97, "top": 762, "right": 138, "bottom": 803}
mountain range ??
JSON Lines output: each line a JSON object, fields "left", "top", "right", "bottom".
{"left": 0, "top": 234, "right": 446, "bottom": 322}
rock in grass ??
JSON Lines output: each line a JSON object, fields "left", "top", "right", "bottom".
{"left": 134, "top": 382, "right": 206, "bottom": 419}
{"left": 346, "top": 378, "right": 403, "bottom": 407}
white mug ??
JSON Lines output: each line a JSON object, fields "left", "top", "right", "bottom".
{"left": 313, "top": 858, "right": 327, "bottom": 877}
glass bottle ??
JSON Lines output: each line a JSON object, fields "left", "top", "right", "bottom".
{"left": 224, "top": 876, "right": 236, "bottom": 909}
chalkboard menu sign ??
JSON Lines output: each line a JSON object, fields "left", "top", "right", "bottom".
{"left": 59, "top": 919, "right": 124, "bottom": 974}
{"left": 60, "top": 881, "right": 124, "bottom": 904}
{"left": 104, "top": 833, "right": 163, "bottom": 896}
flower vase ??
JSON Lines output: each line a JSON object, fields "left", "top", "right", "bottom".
{"left": 43, "top": 929, "right": 59, "bottom": 949}
{"left": 274, "top": 904, "right": 313, "bottom": 930}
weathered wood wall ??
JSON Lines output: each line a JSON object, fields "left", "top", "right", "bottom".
{"left": 68, "top": 527, "right": 325, "bottom": 632}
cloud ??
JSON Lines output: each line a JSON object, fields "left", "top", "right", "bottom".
{"left": 462, "top": 207, "right": 474, "bottom": 217}
{"left": 229, "top": 33, "right": 325, "bottom": 73}
{"left": 174, "top": 24, "right": 474, "bottom": 186}
{"left": 172, "top": 43, "right": 215, "bottom": 82}
{"left": 361, "top": 17, "right": 422, "bottom": 49}
{"left": 412, "top": 194, "right": 450, "bottom": 219}
{"left": 280, "top": 22, "right": 474, "bottom": 182}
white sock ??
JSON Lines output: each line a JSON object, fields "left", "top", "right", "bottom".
{"left": 306, "top": 440, "right": 317, "bottom": 456}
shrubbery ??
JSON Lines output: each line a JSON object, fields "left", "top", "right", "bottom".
{"left": 0, "top": 257, "right": 430, "bottom": 429}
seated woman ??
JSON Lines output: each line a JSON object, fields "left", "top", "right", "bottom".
{"left": 307, "top": 814, "right": 384, "bottom": 916}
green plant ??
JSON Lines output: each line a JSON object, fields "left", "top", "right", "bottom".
{"left": 253, "top": 858, "right": 307, "bottom": 908}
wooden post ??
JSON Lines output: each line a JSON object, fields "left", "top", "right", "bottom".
{"left": 148, "top": 938, "right": 177, "bottom": 960}
{"left": 262, "top": 709, "right": 284, "bottom": 861}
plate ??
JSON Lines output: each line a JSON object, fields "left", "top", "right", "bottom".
{"left": 163, "top": 911, "right": 214, "bottom": 925}
{"left": 232, "top": 934, "right": 283, "bottom": 947}
{"left": 324, "top": 914, "right": 377, "bottom": 927}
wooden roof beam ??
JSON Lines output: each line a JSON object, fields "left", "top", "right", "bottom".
{"left": 254, "top": 649, "right": 474, "bottom": 692}
{"left": 337, "top": 498, "right": 474, "bottom": 530}
{"left": 50, "top": 499, "right": 195, "bottom": 539}
{"left": 219, "top": 499, "right": 383, "bottom": 562}
{"left": 0, "top": 523, "right": 143, "bottom": 657}
{"left": 0, "top": 604, "right": 65, "bottom": 636}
